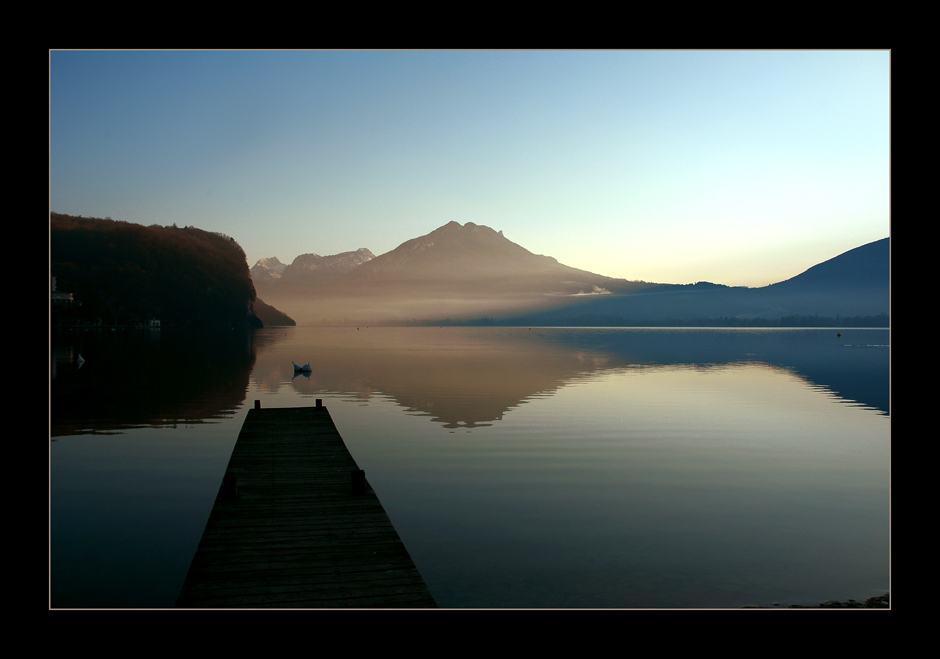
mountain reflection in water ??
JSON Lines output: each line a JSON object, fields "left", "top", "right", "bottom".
{"left": 51, "top": 327, "right": 888, "bottom": 438}
{"left": 249, "top": 327, "right": 889, "bottom": 427}
{"left": 252, "top": 327, "right": 614, "bottom": 428}
{"left": 50, "top": 326, "right": 888, "bottom": 608}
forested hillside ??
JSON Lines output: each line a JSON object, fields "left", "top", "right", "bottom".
{"left": 51, "top": 213, "right": 262, "bottom": 328}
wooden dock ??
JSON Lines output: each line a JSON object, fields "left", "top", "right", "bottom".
{"left": 176, "top": 403, "right": 436, "bottom": 608}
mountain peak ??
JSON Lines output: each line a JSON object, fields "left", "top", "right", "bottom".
{"left": 254, "top": 256, "right": 288, "bottom": 271}
{"left": 433, "top": 220, "right": 487, "bottom": 234}
{"left": 424, "top": 220, "right": 504, "bottom": 242}
{"left": 331, "top": 221, "right": 613, "bottom": 296}
{"left": 250, "top": 256, "right": 289, "bottom": 282}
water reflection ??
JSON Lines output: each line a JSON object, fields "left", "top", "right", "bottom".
{"left": 50, "top": 326, "right": 889, "bottom": 608}
{"left": 249, "top": 327, "right": 889, "bottom": 429}
{"left": 529, "top": 328, "right": 889, "bottom": 415}
{"left": 51, "top": 327, "right": 256, "bottom": 437}
{"left": 51, "top": 326, "right": 888, "bottom": 435}
{"left": 251, "top": 327, "right": 601, "bottom": 428}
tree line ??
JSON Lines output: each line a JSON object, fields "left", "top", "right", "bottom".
{"left": 51, "top": 213, "right": 261, "bottom": 328}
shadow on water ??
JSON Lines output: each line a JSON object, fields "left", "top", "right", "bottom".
{"left": 51, "top": 327, "right": 257, "bottom": 437}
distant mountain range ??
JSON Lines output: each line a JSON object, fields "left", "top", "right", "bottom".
{"left": 508, "top": 238, "right": 889, "bottom": 327}
{"left": 252, "top": 249, "right": 376, "bottom": 287}
{"left": 252, "top": 222, "right": 889, "bottom": 327}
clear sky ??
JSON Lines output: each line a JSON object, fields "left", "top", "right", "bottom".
{"left": 50, "top": 50, "right": 889, "bottom": 287}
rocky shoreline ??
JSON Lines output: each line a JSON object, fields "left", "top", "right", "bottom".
{"left": 741, "top": 593, "right": 889, "bottom": 609}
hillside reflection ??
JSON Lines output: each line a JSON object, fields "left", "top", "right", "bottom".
{"left": 50, "top": 327, "right": 887, "bottom": 437}
{"left": 51, "top": 328, "right": 255, "bottom": 437}
{"left": 249, "top": 327, "right": 889, "bottom": 428}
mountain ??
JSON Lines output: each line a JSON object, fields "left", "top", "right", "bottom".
{"left": 281, "top": 248, "right": 376, "bottom": 283}
{"left": 250, "top": 257, "right": 288, "bottom": 283}
{"left": 249, "top": 221, "right": 889, "bottom": 327}
{"left": 764, "top": 238, "right": 889, "bottom": 292}
{"left": 252, "top": 249, "right": 376, "bottom": 295}
{"left": 256, "top": 222, "right": 658, "bottom": 325}
{"left": 330, "top": 222, "right": 629, "bottom": 295}
{"left": 502, "top": 238, "right": 890, "bottom": 326}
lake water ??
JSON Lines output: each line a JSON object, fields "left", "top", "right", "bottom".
{"left": 50, "top": 326, "right": 890, "bottom": 608}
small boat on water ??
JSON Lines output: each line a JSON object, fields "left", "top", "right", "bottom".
{"left": 292, "top": 362, "right": 312, "bottom": 372}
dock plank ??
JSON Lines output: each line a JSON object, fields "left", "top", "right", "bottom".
{"left": 176, "top": 405, "right": 436, "bottom": 608}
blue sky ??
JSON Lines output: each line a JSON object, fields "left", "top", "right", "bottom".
{"left": 50, "top": 50, "right": 889, "bottom": 287}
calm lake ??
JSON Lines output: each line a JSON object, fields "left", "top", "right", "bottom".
{"left": 50, "top": 326, "right": 890, "bottom": 608}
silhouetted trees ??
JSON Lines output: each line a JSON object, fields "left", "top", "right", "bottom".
{"left": 51, "top": 213, "right": 259, "bottom": 328}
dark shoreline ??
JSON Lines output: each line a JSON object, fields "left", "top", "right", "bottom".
{"left": 741, "top": 593, "right": 889, "bottom": 609}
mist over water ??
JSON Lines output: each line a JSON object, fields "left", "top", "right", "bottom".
{"left": 50, "top": 326, "right": 889, "bottom": 608}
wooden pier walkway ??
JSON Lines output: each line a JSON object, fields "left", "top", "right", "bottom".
{"left": 176, "top": 403, "right": 436, "bottom": 608}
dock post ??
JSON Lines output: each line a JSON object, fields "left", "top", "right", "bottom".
{"left": 254, "top": 400, "right": 261, "bottom": 410}
{"left": 316, "top": 399, "right": 322, "bottom": 409}
{"left": 351, "top": 469, "right": 365, "bottom": 495}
